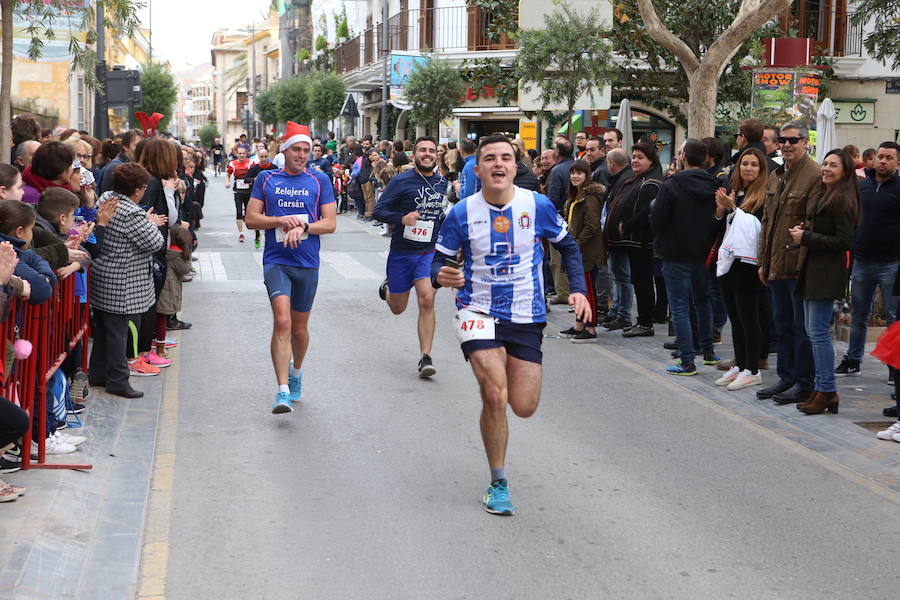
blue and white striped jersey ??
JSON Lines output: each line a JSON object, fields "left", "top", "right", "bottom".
{"left": 435, "top": 186, "right": 568, "bottom": 324}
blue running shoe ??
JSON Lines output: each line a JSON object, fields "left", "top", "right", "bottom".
{"left": 288, "top": 373, "right": 302, "bottom": 402}
{"left": 702, "top": 350, "right": 721, "bottom": 365}
{"left": 483, "top": 479, "right": 516, "bottom": 516}
{"left": 667, "top": 362, "right": 698, "bottom": 376}
{"left": 271, "top": 391, "right": 293, "bottom": 414}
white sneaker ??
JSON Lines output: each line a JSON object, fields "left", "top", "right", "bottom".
{"left": 53, "top": 430, "right": 86, "bottom": 446}
{"left": 715, "top": 366, "right": 740, "bottom": 386}
{"left": 727, "top": 370, "right": 763, "bottom": 391}
{"left": 877, "top": 421, "right": 900, "bottom": 440}
{"left": 31, "top": 436, "right": 76, "bottom": 456}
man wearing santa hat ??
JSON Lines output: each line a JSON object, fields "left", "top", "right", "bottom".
{"left": 244, "top": 122, "right": 337, "bottom": 414}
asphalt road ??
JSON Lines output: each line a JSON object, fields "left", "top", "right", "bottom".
{"left": 157, "top": 173, "right": 900, "bottom": 599}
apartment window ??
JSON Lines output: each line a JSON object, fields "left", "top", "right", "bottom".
{"left": 466, "top": 5, "right": 514, "bottom": 51}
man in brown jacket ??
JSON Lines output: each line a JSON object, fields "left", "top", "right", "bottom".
{"left": 756, "top": 121, "right": 822, "bottom": 404}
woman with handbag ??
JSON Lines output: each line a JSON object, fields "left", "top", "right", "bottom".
{"left": 792, "top": 149, "right": 859, "bottom": 415}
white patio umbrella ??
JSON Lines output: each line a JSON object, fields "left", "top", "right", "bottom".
{"left": 815, "top": 98, "right": 837, "bottom": 163}
{"left": 615, "top": 98, "right": 634, "bottom": 148}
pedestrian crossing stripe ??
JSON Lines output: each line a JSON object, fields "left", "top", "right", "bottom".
{"left": 194, "top": 251, "right": 381, "bottom": 281}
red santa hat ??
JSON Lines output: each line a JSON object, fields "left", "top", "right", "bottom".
{"left": 280, "top": 121, "right": 312, "bottom": 152}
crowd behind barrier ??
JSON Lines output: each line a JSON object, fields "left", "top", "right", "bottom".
{"left": 1, "top": 115, "right": 899, "bottom": 506}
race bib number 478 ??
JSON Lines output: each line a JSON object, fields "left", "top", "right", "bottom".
{"left": 454, "top": 309, "right": 496, "bottom": 343}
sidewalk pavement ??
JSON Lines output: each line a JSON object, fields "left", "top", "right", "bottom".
{"left": 544, "top": 308, "right": 900, "bottom": 495}
{"left": 0, "top": 364, "right": 169, "bottom": 599}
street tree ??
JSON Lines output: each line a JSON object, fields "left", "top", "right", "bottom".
{"left": 134, "top": 62, "right": 177, "bottom": 131}
{"left": 307, "top": 72, "right": 346, "bottom": 132}
{"left": 851, "top": 0, "right": 900, "bottom": 70}
{"left": 403, "top": 58, "right": 465, "bottom": 134}
{"left": 0, "top": 0, "right": 142, "bottom": 153}
{"left": 516, "top": 2, "right": 613, "bottom": 143}
{"left": 255, "top": 88, "right": 278, "bottom": 127}
{"left": 198, "top": 122, "right": 220, "bottom": 149}
{"left": 273, "top": 77, "right": 311, "bottom": 124}
{"left": 633, "top": 0, "right": 792, "bottom": 138}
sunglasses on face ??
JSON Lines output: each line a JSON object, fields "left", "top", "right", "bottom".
{"left": 778, "top": 136, "right": 806, "bottom": 145}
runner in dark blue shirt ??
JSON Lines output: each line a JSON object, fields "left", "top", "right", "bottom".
{"left": 244, "top": 122, "right": 337, "bottom": 414}
{"left": 373, "top": 136, "right": 447, "bottom": 377}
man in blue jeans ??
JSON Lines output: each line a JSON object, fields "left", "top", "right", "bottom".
{"left": 601, "top": 149, "right": 634, "bottom": 329}
{"left": 650, "top": 139, "right": 720, "bottom": 375}
{"left": 836, "top": 141, "right": 900, "bottom": 378}
{"left": 755, "top": 122, "right": 820, "bottom": 404}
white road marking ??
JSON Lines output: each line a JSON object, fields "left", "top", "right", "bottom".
{"left": 194, "top": 252, "right": 228, "bottom": 281}
{"left": 320, "top": 251, "right": 381, "bottom": 280}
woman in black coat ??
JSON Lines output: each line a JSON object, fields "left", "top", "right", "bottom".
{"left": 792, "top": 149, "right": 858, "bottom": 415}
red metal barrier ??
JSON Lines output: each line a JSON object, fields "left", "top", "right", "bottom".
{"left": 2, "top": 275, "right": 92, "bottom": 471}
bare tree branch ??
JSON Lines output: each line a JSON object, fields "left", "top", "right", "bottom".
{"left": 705, "top": 0, "right": 793, "bottom": 75}
{"left": 634, "top": 0, "right": 700, "bottom": 73}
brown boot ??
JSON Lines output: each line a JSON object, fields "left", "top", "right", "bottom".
{"left": 798, "top": 391, "right": 839, "bottom": 414}
{"left": 154, "top": 341, "right": 169, "bottom": 358}
{"left": 796, "top": 391, "right": 820, "bottom": 411}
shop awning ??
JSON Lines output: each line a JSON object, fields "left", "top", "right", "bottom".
{"left": 556, "top": 113, "right": 583, "bottom": 134}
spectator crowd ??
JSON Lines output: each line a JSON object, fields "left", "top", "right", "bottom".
{"left": 1, "top": 115, "right": 200, "bottom": 502}
{"left": 2, "top": 111, "right": 899, "bottom": 504}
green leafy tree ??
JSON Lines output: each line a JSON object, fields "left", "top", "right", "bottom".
{"left": 133, "top": 62, "right": 177, "bottom": 131}
{"left": 629, "top": 0, "right": 792, "bottom": 137}
{"left": 198, "top": 122, "right": 220, "bottom": 148}
{"left": 274, "top": 77, "right": 311, "bottom": 124}
{"left": 516, "top": 2, "right": 614, "bottom": 142}
{"left": 335, "top": 8, "right": 350, "bottom": 39}
{"left": 403, "top": 58, "right": 465, "bottom": 133}
{"left": 308, "top": 72, "right": 346, "bottom": 130}
{"left": 1, "top": 0, "right": 142, "bottom": 152}
{"left": 255, "top": 88, "right": 278, "bottom": 126}
{"left": 851, "top": 0, "right": 900, "bottom": 70}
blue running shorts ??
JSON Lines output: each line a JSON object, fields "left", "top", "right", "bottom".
{"left": 386, "top": 250, "right": 434, "bottom": 294}
{"left": 263, "top": 263, "right": 319, "bottom": 312}
{"left": 461, "top": 320, "right": 545, "bottom": 365}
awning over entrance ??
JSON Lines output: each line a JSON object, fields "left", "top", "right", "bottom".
{"left": 556, "top": 113, "right": 583, "bottom": 134}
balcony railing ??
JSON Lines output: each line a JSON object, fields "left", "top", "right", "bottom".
{"left": 781, "top": 9, "right": 864, "bottom": 57}
{"left": 335, "top": 5, "right": 517, "bottom": 75}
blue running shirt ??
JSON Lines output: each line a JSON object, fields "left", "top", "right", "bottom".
{"left": 435, "top": 187, "right": 567, "bottom": 324}
{"left": 251, "top": 168, "right": 335, "bottom": 268}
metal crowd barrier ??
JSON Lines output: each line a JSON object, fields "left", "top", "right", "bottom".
{"left": 2, "top": 275, "right": 92, "bottom": 471}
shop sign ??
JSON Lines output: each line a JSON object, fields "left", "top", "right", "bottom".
{"left": 833, "top": 101, "right": 876, "bottom": 124}
{"left": 520, "top": 122, "right": 537, "bottom": 151}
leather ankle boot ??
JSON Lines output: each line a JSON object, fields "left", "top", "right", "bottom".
{"left": 799, "top": 391, "right": 839, "bottom": 414}
{"left": 796, "top": 391, "right": 820, "bottom": 411}
{"left": 154, "top": 341, "right": 168, "bottom": 358}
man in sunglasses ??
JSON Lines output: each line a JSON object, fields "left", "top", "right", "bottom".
{"left": 730, "top": 119, "right": 779, "bottom": 173}
{"left": 756, "top": 121, "right": 822, "bottom": 406}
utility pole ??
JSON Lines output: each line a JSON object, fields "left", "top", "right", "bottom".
{"left": 93, "top": 1, "right": 109, "bottom": 139}
{"left": 250, "top": 23, "right": 257, "bottom": 139}
{"left": 380, "top": 0, "right": 389, "bottom": 139}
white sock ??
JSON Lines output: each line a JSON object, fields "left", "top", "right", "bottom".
{"left": 279, "top": 384, "right": 290, "bottom": 395}
{"left": 291, "top": 367, "right": 302, "bottom": 378}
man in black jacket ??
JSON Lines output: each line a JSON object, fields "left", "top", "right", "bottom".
{"left": 838, "top": 141, "right": 900, "bottom": 379}
{"left": 585, "top": 136, "right": 607, "bottom": 185}
{"left": 512, "top": 145, "right": 540, "bottom": 191}
{"left": 651, "top": 139, "right": 719, "bottom": 375}
{"left": 602, "top": 148, "right": 633, "bottom": 327}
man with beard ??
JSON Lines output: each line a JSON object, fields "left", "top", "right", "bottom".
{"left": 374, "top": 137, "right": 448, "bottom": 378}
